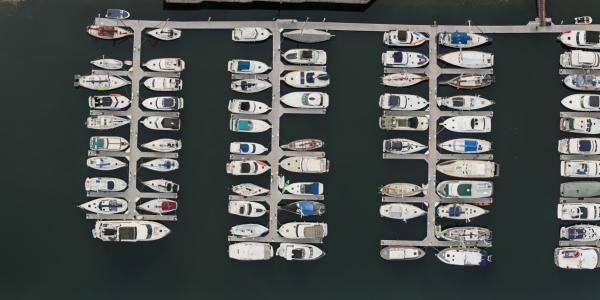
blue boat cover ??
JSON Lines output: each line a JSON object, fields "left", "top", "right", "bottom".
{"left": 392, "top": 51, "right": 403, "bottom": 63}
{"left": 298, "top": 201, "right": 315, "bottom": 216}
{"left": 464, "top": 139, "right": 479, "bottom": 152}
{"left": 237, "top": 61, "right": 251, "bottom": 71}
{"left": 310, "top": 183, "right": 320, "bottom": 195}
{"left": 579, "top": 207, "right": 588, "bottom": 219}
{"left": 448, "top": 206, "right": 462, "bottom": 217}
{"left": 237, "top": 120, "right": 250, "bottom": 131}
{"left": 388, "top": 95, "right": 400, "bottom": 106}
{"left": 240, "top": 143, "right": 250, "bottom": 153}
{"left": 306, "top": 72, "right": 315, "bottom": 83}
{"left": 579, "top": 140, "right": 592, "bottom": 152}
{"left": 107, "top": 181, "right": 115, "bottom": 190}
{"left": 450, "top": 32, "right": 471, "bottom": 45}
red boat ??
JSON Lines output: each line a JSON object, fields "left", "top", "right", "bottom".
{"left": 137, "top": 199, "right": 178, "bottom": 214}
{"left": 86, "top": 25, "right": 132, "bottom": 40}
{"left": 281, "top": 139, "right": 324, "bottom": 151}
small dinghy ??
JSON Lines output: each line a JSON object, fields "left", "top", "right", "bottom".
{"left": 561, "top": 181, "right": 600, "bottom": 198}
{"left": 283, "top": 29, "right": 333, "bottom": 43}
{"left": 230, "top": 224, "right": 269, "bottom": 238}
{"left": 281, "top": 201, "right": 326, "bottom": 217}
{"left": 560, "top": 50, "right": 600, "bottom": 69}
{"left": 88, "top": 94, "right": 130, "bottom": 110}
{"left": 76, "top": 74, "right": 130, "bottom": 91}
{"left": 79, "top": 198, "right": 128, "bottom": 214}
{"left": 93, "top": 221, "right": 170, "bottom": 242}
{"left": 561, "top": 160, "right": 600, "bottom": 177}
{"left": 438, "top": 138, "right": 491, "bottom": 153}
{"left": 444, "top": 74, "right": 494, "bottom": 89}
{"left": 280, "top": 92, "right": 329, "bottom": 109}
{"left": 279, "top": 157, "right": 329, "bottom": 173}
{"left": 86, "top": 115, "right": 130, "bottom": 130}
{"left": 142, "top": 96, "right": 184, "bottom": 111}
{"left": 143, "top": 77, "right": 182, "bottom": 91}
{"left": 575, "top": 16, "right": 593, "bottom": 25}
{"left": 230, "top": 142, "right": 268, "bottom": 155}
{"left": 86, "top": 25, "right": 132, "bottom": 39}
{"left": 228, "top": 99, "right": 271, "bottom": 114}
{"left": 379, "top": 94, "right": 428, "bottom": 111}
{"left": 232, "top": 183, "right": 269, "bottom": 197}
{"left": 380, "top": 246, "right": 425, "bottom": 260}
{"left": 232, "top": 27, "right": 271, "bottom": 42}
{"left": 438, "top": 32, "right": 491, "bottom": 48}
{"left": 437, "top": 95, "right": 494, "bottom": 110}
{"left": 382, "top": 73, "right": 428, "bottom": 87}
{"left": 276, "top": 243, "right": 325, "bottom": 261}
{"left": 278, "top": 222, "right": 328, "bottom": 239}
{"left": 141, "top": 158, "right": 179, "bottom": 172}
{"left": 143, "top": 58, "right": 185, "bottom": 72}
{"left": 231, "top": 79, "right": 272, "bottom": 93}
{"left": 558, "top": 203, "right": 600, "bottom": 220}
{"left": 564, "top": 74, "right": 600, "bottom": 91}
{"left": 380, "top": 203, "right": 426, "bottom": 221}
{"left": 283, "top": 182, "right": 324, "bottom": 195}
{"left": 558, "top": 138, "right": 600, "bottom": 154}
{"left": 84, "top": 177, "right": 127, "bottom": 192}
{"left": 441, "top": 116, "right": 491, "bottom": 133}
{"left": 381, "top": 51, "right": 429, "bottom": 67}
{"left": 142, "top": 179, "right": 179, "bottom": 193}
{"left": 436, "top": 180, "right": 493, "bottom": 198}
{"left": 105, "top": 9, "right": 130, "bottom": 19}
{"left": 137, "top": 199, "right": 178, "bottom": 214}
{"left": 226, "top": 160, "right": 270, "bottom": 176}
{"left": 86, "top": 157, "right": 126, "bottom": 171}
{"left": 283, "top": 71, "right": 330, "bottom": 88}
{"left": 89, "top": 136, "right": 129, "bottom": 151}
{"left": 141, "top": 116, "right": 180, "bottom": 131}
{"left": 554, "top": 247, "right": 600, "bottom": 270}
{"left": 227, "top": 59, "right": 270, "bottom": 74}
{"left": 379, "top": 116, "right": 429, "bottom": 131}
{"left": 229, "top": 242, "right": 273, "bottom": 261}
{"left": 90, "top": 58, "right": 124, "bottom": 70}
{"left": 281, "top": 139, "right": 324, "bottom": 151}
{"left": 141, "top": 138, "right": 181, "bottom": 152}
{"left": 229, "top": 117, "right": 271, "bottom": 133}
{"left": 558, "top": 30, "right": 600, "bottom": 49}
{"left": 437, "top": 160, "right": 499, "bottom": 178}
{"left": 228, "top": 200, "right": 267, "bottom": 217}
{"left": 437, "top": 226, "right": 492, "bottom": 242}
{"left": 437, "top": 204, "right": 488, "bottom": 220}
{"left": 560, "top": 116, "right": 600, "bottom": 134}
{"left": 282, "top": 49, "right": 327, "bottom": 65}
{"left": 147, "top": 28, "right": 181, "bottom": 41}
{"left": 383, "top": 30, "right": 428, "bottom": 47}
{"left": 560, "top": 224, "right": 600, "bottom": 242}
{"left": 561, "top": 94, "right": 600, "bottom": 111}
{"left": 439, "top": 51, "right": 494, "bottom": 69}
{"left": 382, "top": 138, "right": 427, "bottom": 154}
{"left": 437, "top": 248, "right": 492, "bottom": 267}
{"left": 380, "top": 183, "right": 426, "bottom": 197}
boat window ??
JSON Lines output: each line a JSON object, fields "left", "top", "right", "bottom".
{"left": 146, "top": 225, "right": 153, "bottom": 239}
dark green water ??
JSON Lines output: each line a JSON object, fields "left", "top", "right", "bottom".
{"left": 2, "top": 0, "right": 600, "bottom": 299}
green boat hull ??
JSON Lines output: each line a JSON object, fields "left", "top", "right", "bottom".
{"left": 561, "top": 181, "right": 600, "bottom": 197}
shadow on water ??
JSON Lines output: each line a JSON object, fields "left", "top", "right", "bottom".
{"left": 164, "top": 0, "right": 375, "bottom": 12}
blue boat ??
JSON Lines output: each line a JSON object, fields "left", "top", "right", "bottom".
{"left": 105, "top": 9, "right": 131, "bottom": 20}
{"left": 438, "top": 138, "right": 491, "bottom": 153}
{"left": 282, "top": 201, "right": 326, "bottom": 217}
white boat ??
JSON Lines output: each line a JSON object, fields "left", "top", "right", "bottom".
{"left": 279, "top": 156, "right": 329, "bottom": 173}
{"left": 379, "top": 115, "right": 429, "bottom": 131}
{"left": 105, "top": 9, "right": 130, "bottom": 20}
{"left": 232, "top": 183, "right": 269, "bottom": 197}
{"left": 438, "top": 31, "right": 491, "bottom": 48}
{"left": 141, "top": 116, "right": 180, "bottom": 131}
{"left": 229, "top": 242, "right": 273, "bottom": 261}
{"left": 558, "top": 30, "right": 600, "bottom": 49}
{"left": 142, "top": 96, "right": 184, "bottom": 111}
{"left": 84, "top": 177, "right": 127, "bottom": 192}
{"left": 441, "top": 116, "right": 491, "bottom": 133}
{"left": 88, "top": 94, "right": 130, "bottom": 110}
{"left": 143, "top": 58, "right": 185, "bottom": 72}
{"left": 228, "top": 99, "right": 271, "bottom": 114}
{"left": 438, "top": 138, "right": 491, "bottom": 153}
{"left": 141, "top": 138, "right": 181, "bottom": 152}
{"left": 90, "top": 58, "right": 124, "bottom": 70}
{"left": 78, "top": 198, "right": 128, "bottom": 214}
{"left": 227, "top": 59, "right": 270, "bottom": 74}
{"left": 436, "top": 180, "right": 493, "bottom": 198}
{"left": 439, "top": 51, "right": 494, "bottom": 69}
{"left": 380, "top": 246, "right": 425, "bottom": 260}
{"left": 558, "top": 138, "right": 600, "bottom": 154}
{"left": 437, "top": 204, "right": 488, "bottom": 220}
{"left": 228, "top": 200, "right": 267, "bottom": 217}
{"left": 76, "top": 74, "right": 130, "bottom": 91}
{"left": 437, "top": 95, "right": 494, "bottom": 110}
{"left": 229, "top": 142, "right": 268, "bottom": 155}
{"left": 564, "top": 74, "right": 600, "bottom": 91}
{"left": 86, "top": 25, "right": 132, "bottom": 40}
{"left": 93, "top": 221, "right": 170, "bottom": 242}
{"left": 86, "top": 115, "right": 130, "bottom": 130}
{"left": 575, "top": 16, "right": 593, "bottom": 24}
{"left": 561, "top": 94, "right": 600, "bottom": 111}
{"left": 554, "top": 247, "right": 600, "bottom": 269}
{"left": 444, "top": 74, "right": 494, "bottom": 89}
{"left": 379, "top": 94, "right": 428, "bottom": 111}
{"left": 560, "top": 224, "right": 600, "bottom": 242}
{"left": 143, "top": 77, "right": 182, "bottom": 91}
{"left": 283, "top": 182, "right": 324, "bottom": 195}
{"left": 437, "top": 226, "right": 492, "bottom": 242}
{"left": 142, "top": 179, "right": 179, "bottom": 193}
{"left": 280, "top": 92, "right": 329, "bottom": 109}
{"left": 146, "top": 28, "right": 181, "bottom": 41}
{"left": 283, "top": 29, "right": 333, "bottom": 43}
{"left": 283, "top": 71, "right": 330, "bottom": 88}
{"left": 383, "top": 30, "right": 428, "bottom": 47}
{"left": 231, "top": 79, "right": 271, "bottom": 93}
{"left": 281, "top": 139, "right": 324, "bottom": 151}
{"left": 561, "top": 160, "right": 600, "bottom": 177}
{"left": 229, "top": 117, "right": 271, "bottom": 133}
{"left": 437, "top": 248, "right": 492, "bottom": 266}
{"left": 226, "top": 160, "right": 270, "bottom": 175}
{"left": 86, "top": 157, "right": 126, "bottom": 171}
{"left": 558, "top": 203, "right": 600, "bottom": 221}
{"left": 382, "top": 73, "right": 428, "bottom": 87}
{"left": 382, "top": 138, "right": 427, "bottom": 154}
{"left": 560, "top": 117, "right": 600, "bottom": 134}
{"left": 276, "top": 243, "right": 325, "bottom": 261}
{"left": 282, "top": 49, "right": 327, "bottom": 65}
{"left": 379, "top": 183, "right": 426, "bottom": 197}
{"left": 278, "top": 222, "right": 328, "bottom": 239}
{"left": 381, "top": 51, "right": 429, "bottom": 67}
{"left": 141, "top": 158, "right": 179, "bottom": 172}
{"left": 437, "top": 160, "right": 499, "bottom": 178}
{"left": 89, "top": 136, "right": 129, "bottom": 151}
{"left": 230, "top": 224, "right": 269, "bottom": 238}
{"left": 560, "top": 50, "right": 600, "bottom": 69}
{"left": 232, "top": 27, "right": 271, "bottom": 42}
{"left": 379, "top": 203, "right": 426, "bottom": 221}
{"left": 137, "top": 199, "right": 178, "bottom": 214}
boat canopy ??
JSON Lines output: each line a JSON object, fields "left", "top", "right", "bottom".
{"left": 306, "top": 72, "right": 315, "bottom": 83}
{"left": 301, "top": 50, "right": 314, "bottom": 59}
{"left": 567, "top": 228, "right": 587, "bottom": 240}
{"left": 578, "top": 207, "right": 589, "bottom": 219}
{"left": 240, "top": 163, "right": 251, "bottom": 173}
{"left": 392, "top": 51, "right": 404, "bottom": 63}
{"left": 396, "top": 30, "right": 408, "bottom": 42}
{"left": 590, "top": 95, "right": 600, "bottom": 107}
{"left": 119, "top": 227, "right": 137, "bottom": 240}
{"left": 580, "top": 140, "right": 592, "bottom": 152}
{"left": 585, "top": 31, "right": 600, "bottom": 44}
{"left": 239, "top": 101, "right": 251, "bottom": 111}
{"left": 448, "top": 206, "right": 463, "bottom": 217}
{"left": 240, "top": 80, "right": 256, "bottom": 90}
{"left": 457, "top": 184, "right": 473, "bottom": 196}
{"left": 297, "top": 201, "right": 316, "bottom": 216}
{"left": 237, "top": 119, "right": 251, "bottom": 131}
{"left": 162, "top": 97, "right": 176, "bottom": 108}
{"left": 239, "top": 143, "right": 255, "bottom": 153}
{"left": 388, "top": 95, "right": 401, "bottom": 107}
{"left": 464, "top": 140, "right": 479, "bottom": 152}
{"left": 291, "top": 249, "right": 306, "bottom": 259}
{"left": 449, "top": 32, "right": 471, "bottom": 45}
{"left": 91, "top": 137, "right": 105, "bottom": 149}
{"left": 237, "top": 60, "right": 251, "bottom": 71}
